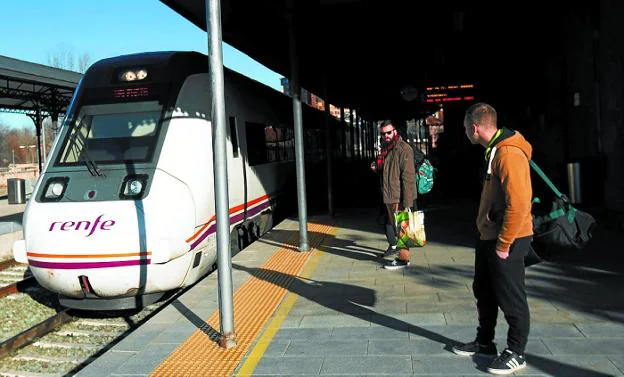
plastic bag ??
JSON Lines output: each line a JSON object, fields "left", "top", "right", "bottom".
{"left": 395, "top": 208, "right": 426, "bottom": 248}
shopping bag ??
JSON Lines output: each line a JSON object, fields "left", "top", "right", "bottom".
{"left": 395, "top": 208, "right": 426, "bottom": 248}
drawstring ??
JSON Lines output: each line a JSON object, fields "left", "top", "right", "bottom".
{"left": 484, "top": 129, "right": 503, "bottom": 161}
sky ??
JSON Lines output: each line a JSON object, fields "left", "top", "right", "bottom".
{"left": 0, "top": 0, "right": 285, "bottom": 129}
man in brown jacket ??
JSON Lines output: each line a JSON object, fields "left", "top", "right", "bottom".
{"left": 452, "top": 103, "right": 533, "bottom": 375}
{"left": 371, "top": 120, "right": 416, "bottom": 270}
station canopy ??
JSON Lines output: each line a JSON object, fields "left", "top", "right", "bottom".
{"left": 161, "top": 1, "right": 564, "bottom": 120}
{"left": 0, "top": 55, "right": 82, "bottom": 118}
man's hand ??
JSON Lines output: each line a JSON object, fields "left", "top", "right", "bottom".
{"left": 496, "top": 250, "right": 509, "bottom": 260}
{"left": 370, "top": 161, "right": 377, "bottom": 172}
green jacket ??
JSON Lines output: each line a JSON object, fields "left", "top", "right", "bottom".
{"left": 381, "top": 137, "right": 416, "bottom": 208}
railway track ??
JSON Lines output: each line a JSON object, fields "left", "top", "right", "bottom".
{"left": 0, "top": 288, "right": 174, "bottom": 377}
{"left": 0, "top": 260, "right": 36, "bottom": 299}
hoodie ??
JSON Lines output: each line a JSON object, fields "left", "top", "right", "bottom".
{"left": 477, "top": 128, "right": 533, "bottom": 252}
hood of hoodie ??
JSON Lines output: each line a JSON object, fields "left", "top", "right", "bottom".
{"left": 491, "top": 128, "right": 532, "bottom": 160}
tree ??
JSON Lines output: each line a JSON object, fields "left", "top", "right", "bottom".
{"left": 47, "top": 44, "right": 91, "bottom": 73}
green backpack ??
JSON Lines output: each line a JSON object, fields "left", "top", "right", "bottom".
{"left": 416, "top": 159, "right": 435, "bottom": 195}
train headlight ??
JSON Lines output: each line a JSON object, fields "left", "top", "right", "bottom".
{"left": 120, "top": 175, "right": 148, "bottom": 199}
{"left": 40, "top": 177, "right": 69, "bottom": 202}
{"left": 119, "top": 68, "right": 148, "bottom": 82}
{"left": 128, "top": 180, "right": 143, "bottom": 195}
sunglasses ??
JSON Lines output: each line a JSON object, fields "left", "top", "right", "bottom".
{"left": 381, "top": 130, "right": 395, "bottom": 136}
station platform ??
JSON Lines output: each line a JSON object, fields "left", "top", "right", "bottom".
{"left": 63, "top": 201, "right": 624, "bottom": 377}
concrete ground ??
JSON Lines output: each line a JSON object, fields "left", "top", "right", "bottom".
{"left": 73, "top": 201, "right": 624, "bottom": 376}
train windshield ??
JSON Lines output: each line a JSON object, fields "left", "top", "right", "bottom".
{"left": 56, "top": 101, "right": 163, "bottom": 166}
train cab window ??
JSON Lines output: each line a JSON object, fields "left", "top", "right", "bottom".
{"left": 229, "top": 116, "right": 239, "bottom": 158}
{"left": 56, "top": 101, "right": 163, "bottom": 166}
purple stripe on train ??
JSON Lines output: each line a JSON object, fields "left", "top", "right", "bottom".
{"left": 189, "top": 201, "right": 270, "bottom": 250}
{"left": 29, "top": 259, "right": 150, "bottom": 269}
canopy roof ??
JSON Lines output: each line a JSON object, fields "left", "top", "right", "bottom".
{"left": 0, "top": 55, "right": 82, "bottom": 116}
{"left": 161, "top": 1, "right": 570, "bottom": 119}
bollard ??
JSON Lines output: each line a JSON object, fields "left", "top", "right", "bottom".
{"left": 7, "top": 178, "right": 26, "bottom": 205}
{"left": 566, "top": 162, "right": 582, "bottom": 204}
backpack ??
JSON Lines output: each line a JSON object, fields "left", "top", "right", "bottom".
{"left": 416, "top": 159, "right": 435, "bottom": 195}
{"left": 411, "top": 145, "right": 434, "bottom": 195}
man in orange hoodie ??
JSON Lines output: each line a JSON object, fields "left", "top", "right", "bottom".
{"left": 452, "top": 103, "right": 533, "bottom": 375}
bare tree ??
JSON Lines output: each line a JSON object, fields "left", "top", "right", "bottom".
{"left": 78, "top": 52, "right": 91, "bottom": 73}
{"left": 47, "top": 44, "right": 91, "bottom": 73}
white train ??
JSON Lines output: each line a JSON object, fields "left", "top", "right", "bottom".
{"left": 13, "top": 51, "right": 334, "bottom": 310}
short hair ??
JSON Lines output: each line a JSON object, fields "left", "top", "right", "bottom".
{"left": 465, "top": 103, "right": 497, "bottom": 130}
{"left": 379, "top": 120, "right": 394, "bottom": 129}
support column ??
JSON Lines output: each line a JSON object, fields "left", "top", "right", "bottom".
{"left": 340, "top": 107, "right": 346, "bottom": 159}
{"left": 206, "top": 0, "right": 236, "bottom": 349}
{"left": 323, "top": 92, "right": 334, "bottom": 217}
{"left": 288, "top": 9, "right": 309, "bottom": 251}
{"left": 35, "top": 106, "right": 43, "bottom": 174}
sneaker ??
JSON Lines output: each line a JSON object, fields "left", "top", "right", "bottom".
{"left": 383, "top": 258, "right": 410, "bottom": 270}
{"left": 382, "top": 245, "right": 398, "bottom": 258}
{"left": 487, "top": 349, "right": 526, "bottom": 375}
{"left": 452, "top": 340, "right": 497, "bottom": 356}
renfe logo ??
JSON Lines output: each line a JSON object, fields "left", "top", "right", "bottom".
{"left": 49, "top": 215, "right": 116, "bottom": 237}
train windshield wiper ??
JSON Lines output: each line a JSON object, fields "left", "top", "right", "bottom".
{"left": 79, "top": 141, "right": 103, "bottom": 177}
{"left": 67, "top": 120, "right": 103, "bottom": 177}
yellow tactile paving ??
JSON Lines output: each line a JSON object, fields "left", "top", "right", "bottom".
{"left": 150, "top": 222, "right": 336, "bottom": 377}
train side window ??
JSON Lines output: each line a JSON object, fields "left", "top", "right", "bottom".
{"left": 229, "top": 116, "right": 239, "bottom": 158}
{"left": 245, "top": 121, "right": 267, "bottom": 166}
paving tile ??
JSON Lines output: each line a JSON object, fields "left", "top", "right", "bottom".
{"left": 370, "top": 312, "right": 446, "bottom": 328}
{"left": 250, "top": 356, "right": 324, "bottom": 375}
{"left": 258, "top": 340, "right": 291, "bottom": 357}
{"left": 284, "top": 340, "right": 367, "bottom": 356}
{"left": 75, "top": 351, "right": 138, "bottom": 377}
{"left": 576, "top": 323, "right": 624, "bottom": 338}
{"left": 114, "top": 343, "right": 179, "bottom": 375}
{"left": 331, "top": 326, "right": 409, "bottom": 340}
{"left": 607, "top": 354, "right": 624, "bottom": 375}
{"left": 521, "top": 354, "right": 623, "bottom": 376}
{"left": 542, "top": 338, "right": 624, "bottom": 355}
{"left": 369, "top": 339, "right": 449, "bottom": 355}
{"left": 412, "top": 355, "right": 493, "bottom": 375}
{"left": 320, "top": 356, "right": 412, "bottom": 375}
{"left": 273, "top": 327, "right": 333, "bottom": 340}
{"left": 299, "top": 314, "right": 371, "bottom": 328}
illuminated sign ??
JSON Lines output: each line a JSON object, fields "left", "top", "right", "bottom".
{"left": 113, "top": 87, "right": 150, "bottom": 99}
{"left": 424, "top": 84, "right": 475, "bottom": 104}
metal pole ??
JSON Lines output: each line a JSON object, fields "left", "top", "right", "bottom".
{"left": 35, "top": 107, "right": 43, "bottom": 175}
{"left": 349, "top": 108, "right": 354, "bottom": 158}
{"left": 323, "top": 92, "right": 334, "bottom": 217}
{"left": 288, "top": 11, "right": 309, "bottom": 251}
{"left": 42, "top": 116, "right": 47, "bottom": 164}
{"left": 340, "top": 107, "right": 346, "bottom": 159}
{"left": 206, "top": 0, "right": 236, "bottom": 348}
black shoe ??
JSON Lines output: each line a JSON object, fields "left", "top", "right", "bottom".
{"left": 487, "top": 349, "right": 526, "bottom": 375}
{"left": 383, "top": 258, "right": 410, "bottom": 270}
{"left": 382, "top": 245, "right": 398, "bottom": 258}
{"left": 452, "top": 340, "right": 497, "bottom": 356}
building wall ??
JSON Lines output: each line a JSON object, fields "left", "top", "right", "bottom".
{"left": 598, "top": 0, "right": 624, "bottom": 212}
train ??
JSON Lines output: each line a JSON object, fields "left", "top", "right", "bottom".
{"left": 12, "top": 51, "right": 341, "bottom": 310}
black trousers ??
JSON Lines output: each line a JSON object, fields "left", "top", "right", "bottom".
{"left": 474, "top": 236, "right": 531, "bottom": 355}
{"left": 384, "top": 203, "right": 397, "bottom": 246}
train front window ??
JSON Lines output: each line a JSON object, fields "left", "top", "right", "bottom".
{"left": 56, "top": 101, "right": 163, "bottom": 166}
